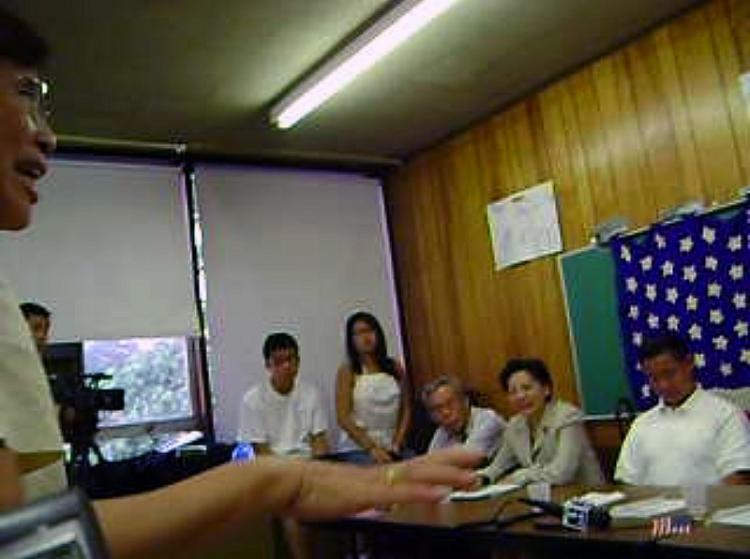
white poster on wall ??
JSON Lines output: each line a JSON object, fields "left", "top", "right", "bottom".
{"left": 486, "top": 180, "right": 563, "bottom": 269}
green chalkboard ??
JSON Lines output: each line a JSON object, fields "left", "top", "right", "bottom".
{"left": 558, "top": 245, "right": 634, "bottom": 416}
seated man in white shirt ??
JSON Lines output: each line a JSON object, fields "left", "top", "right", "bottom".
{"left": 238, "top": 332, "right": 330, "bottom": 458}
{"left": 423, "top": 375, "right": 504, "bottom": 461}
{"left": 615, "top": 334, "right": 750, "bottom": 486}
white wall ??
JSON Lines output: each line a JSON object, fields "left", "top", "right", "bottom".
{"left": 196, "top": 166, "right": 403, "bottom": 443}
{"left": 0, "top": 158, "right": 197, "bottom": 341}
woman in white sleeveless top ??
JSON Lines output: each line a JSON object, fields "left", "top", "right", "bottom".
{"left": 336, "top": 312, "right": 411, "bottom": 463}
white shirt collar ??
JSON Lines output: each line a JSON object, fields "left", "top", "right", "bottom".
{"left": 656, "top": 386, "right": 703, "bottom": 413}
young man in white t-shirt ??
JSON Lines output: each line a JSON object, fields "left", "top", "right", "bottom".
{"left": 237, "top": 333, "right": 329, "bottom": 558}
{"left": 238, "top": 332, "right": 329, "bottom": 458}
{"left": 616, "top": 334, "right": 750, "bottom": 486}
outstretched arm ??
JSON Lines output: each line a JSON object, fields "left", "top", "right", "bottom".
{"left": 96, "top": 448, "right": 481, "bottom": 559}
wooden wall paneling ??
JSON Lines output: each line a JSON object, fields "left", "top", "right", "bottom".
{"left": 671, "top": 7, "right": 745, "bottom": 200}
{"left": 385, "top": 0, "right": 750, "bottom": 420}
{"left": 707, "top": 1, "right": 750, "bottom": 185}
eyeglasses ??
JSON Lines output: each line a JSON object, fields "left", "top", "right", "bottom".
{"left": 15, "top": 75, "right": 52, "bottom": 130}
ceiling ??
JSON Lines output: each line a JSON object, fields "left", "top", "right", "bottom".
{"left": 10, "top": 0, "right": 702, "bottom": 166}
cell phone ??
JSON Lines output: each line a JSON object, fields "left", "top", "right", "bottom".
{"left": 0, "top": 489, "right": 108, "bottom": 558}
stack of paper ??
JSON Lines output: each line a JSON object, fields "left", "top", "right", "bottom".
{"left": 609, "top": 497, "right": 686, "bottom": 528}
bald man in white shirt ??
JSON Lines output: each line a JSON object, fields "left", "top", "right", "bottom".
{"left": 615, "top": 334, "right": 750, "bottom": 486}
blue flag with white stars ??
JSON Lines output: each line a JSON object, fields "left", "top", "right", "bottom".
{"left": 611, "top": 204, "right": 750, "bottom": 410}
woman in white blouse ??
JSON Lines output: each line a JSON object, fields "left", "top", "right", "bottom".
{"left": 336, "top": 312, "right": 411, "bottom": 464}
{"left": 478, "top": 358, "right": 603, "bottom": 486}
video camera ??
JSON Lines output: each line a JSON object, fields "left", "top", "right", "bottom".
{"left": 48, "top": 372, "right": 125, "bottom": 415}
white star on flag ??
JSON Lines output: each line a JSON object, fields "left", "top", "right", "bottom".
{"left": 733, "top": 293, "right": 747, "bottom": 310}
{"left": 741, "top": 349, "right": 750, "bottom": 365}
{"left": 729, "top": 264, "right": 744, "bottom": 281}
{"left": 707, "top": 282, "right": 722, "bottom": 298}
{"left": 632, "top": 332, "right": 643, "bottom": 346}
{"left": 702, "top": 227, "right": 716, "bottom": 244}
{"left": 713, "top": 336, "right": 729, "bottom": 351}
{"left": 679, "top": 237, "right": 694, "bottom": 253}
{"left": 661, "top": 261, "right": 674, "bottom": 277}
{"left": 665, "top": 288, "right": 679, "bottom": 304}
{"left": 686, "top": 295, "right": 699, "bottom": 311}
{"left": 640, "top": 256, "right": 653, "bottom": 272}
{"left": 682, "top": 266, "right": 697, "bottom": 283}
{"left": 710, "top": 309, "right": 724, "bottom": 325}
{"left": 646, "top": 284, "right": 657, "bottom": 301}
{"left": 735, "top": 321, "right": 749, "bottom": 338}
{"left": 655, "top": 234, "right": 666, "bottom": 249}
{"left": 720, "top": 363, "right": 733, "bottom": 377}
{"left": 641, "top": 384, "right": 651, "bottom": 398}
{"left": 694, "top": 353, "right": 706, "bottom": 368}
{"left": 628, "top": 306, "right": 640, "bottom": 320}
{"left": 705, "top": 256, "right": 718, "bottom": 271}
{"left": 667, "top": 315, "right": 680, "bottom": 331}
{"left": 620, "top": 245, "right": 632, "bottom": 262}
{"left": 688, "top": 323, "right": 702, "bottom": 340}
{"left": 626, "top": 277, "right": 638, "bottom": 293}
{"left": 647, "top": 314, "right": 660, "bottom": 329}
{"left": 727, "top": 235, "right": 742, "bottom": 252}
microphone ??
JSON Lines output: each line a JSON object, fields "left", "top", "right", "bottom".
{"left": 519, "top": 497, "right": 612, "bottom": 530}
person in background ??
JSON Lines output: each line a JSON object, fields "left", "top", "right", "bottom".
{"left": 237, "top": 332, "right": 329, "bottom": 459}
{"left": 0, "top": 7, "right": 481, "bottom": 559}
{"left": 423, "top": 375, "right": 504, "bottom": 462}
{"left": 0, "top": 440, "right": 23, "bottom": 511}
{"left": 19, "top": 301, "right": 51, "bottom": 353}
{"left": 477, "top": 358, "right": 603, "bottom": 486}
{"left": 615, "top": 334, "right": 750, "bottom": 486}
{"left": 336, "top": 312, "right": 411, "bottom": 463}
{"left": 20, "top": 301, "right": 79, "bottom": 444}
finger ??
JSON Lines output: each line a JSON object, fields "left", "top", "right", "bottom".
{"left": 401, "top": 462, "right": 477, "bottom": 489}
{"left": 377, "top": 480, "right": 451, "bottom": 504}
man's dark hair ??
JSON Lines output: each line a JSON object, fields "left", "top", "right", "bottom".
{"left": 499, "top": 358, "right": 554, "bottom": 399}
{"left": 262, "top": 332, "right": 299, "bottom": 362}
{"left": 639, "top": 334, "right": 691, "bottom": 363}
{"left": 0, "top": 7, "right": 49, "bottom": 68}
{"left": 20, "top": 301, "right": 51, "bottom": 320}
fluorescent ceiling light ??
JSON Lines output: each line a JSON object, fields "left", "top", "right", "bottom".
{"left": 270, "top": 0, "right": 461, "bottom": 129}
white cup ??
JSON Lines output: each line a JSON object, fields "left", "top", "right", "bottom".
{"left": 682, "top": 485, "right": 707, "bottom": 520}
{"left": 527, "top": 481, "right": 552, "bottom": 504}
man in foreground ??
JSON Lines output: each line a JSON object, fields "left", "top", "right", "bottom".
{"left": 0, "top": 8, "right": 479, "bottom": 558}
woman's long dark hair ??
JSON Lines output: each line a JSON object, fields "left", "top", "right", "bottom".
{"left": 345, "top": 312, "right": 397, "bottom": 376}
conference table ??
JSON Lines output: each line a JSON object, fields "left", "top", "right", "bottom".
{"left": 312, "top": 485, "right": 750, "bottom": 558}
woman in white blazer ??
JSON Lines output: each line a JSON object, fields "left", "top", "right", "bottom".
{"left": 478, "top": 358, "right": 603, "bottom": 486}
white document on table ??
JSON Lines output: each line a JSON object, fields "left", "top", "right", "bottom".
{"left": 448, "top": 483, "right": 521, "bottom": 502}
{"left": 610, "top": 497, "right": 686, "bottom": 519}
{"left": 710, "top": 503, "right": 750, "bottom": 527}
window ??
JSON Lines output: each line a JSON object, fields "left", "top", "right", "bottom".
{"left": 83, "top": 337, "right": 195, "bottom": 430}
